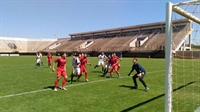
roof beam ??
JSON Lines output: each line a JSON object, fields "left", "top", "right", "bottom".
{"left": 69, "top": 19, "right": 190, "bottom": 36}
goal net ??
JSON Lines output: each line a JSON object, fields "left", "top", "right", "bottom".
{"left": 165, "top": 1, "right": 200, "bottom": 112}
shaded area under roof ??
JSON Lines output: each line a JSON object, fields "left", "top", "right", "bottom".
{"left": 69, "top": 19, "right": 190, "bottom": 37}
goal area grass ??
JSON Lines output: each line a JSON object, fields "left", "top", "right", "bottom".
{"left": 0, "top": 56, "right": 199, "bottom": 112}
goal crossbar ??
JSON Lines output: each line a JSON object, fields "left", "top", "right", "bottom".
{"left": 173, "top": 0, "right": 200, "bottom": 6}
{"left": 172, "top": 4, "right": 200, "bottom": 24}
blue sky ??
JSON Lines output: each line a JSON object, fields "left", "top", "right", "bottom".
{"left": 0, "top": 0, "right": 191, "bottom": 39}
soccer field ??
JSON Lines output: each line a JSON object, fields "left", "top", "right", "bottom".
{"left": 0, "top": 56, "right": 199, "bottom": 112}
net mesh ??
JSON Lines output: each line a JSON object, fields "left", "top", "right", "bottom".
{"left": 171, "top": 2, "right": 200, "bottom": 112}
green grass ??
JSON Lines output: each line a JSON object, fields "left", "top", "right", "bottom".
{"left": 0, "top": 56, "right": 199, "bottom": 112}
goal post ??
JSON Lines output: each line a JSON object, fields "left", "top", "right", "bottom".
{"left": 165, "top": 2, "right": 173, "bottom": 112}
{"left": 165, "top": 1, "right": 200, "bottom": 112}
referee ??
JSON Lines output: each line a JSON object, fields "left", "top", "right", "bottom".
{"left": 128, "top": 58, "right": 149, "bottom": 91}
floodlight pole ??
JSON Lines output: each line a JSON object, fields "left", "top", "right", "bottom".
{"left": 165, "top": 2, "right": 173, "bottom": 112}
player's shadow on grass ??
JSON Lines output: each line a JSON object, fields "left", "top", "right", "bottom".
{"left": 91, "top": 71, "right": 103, "bottom": 73}
{"left": 119, "top": 85, "right": 144, "bottom": 91}
{"left": 120, "top": 81, "right": 195, "bottom": 112}
{"left": 44, "top": 86, "right": 54, "bottom": 90}
{"left": 98, "top": 75, "right": 119, "bottom": 78}
{"left": 67, "top": 79, "right": 86, "bottom": 82}
{"left": 67, "top": 80, "right": 78, "bottom": 82}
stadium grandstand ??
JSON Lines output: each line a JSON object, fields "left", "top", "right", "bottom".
{"left": 44, "top": 19, "right": 191, "bottom": 57}
{"left": 0, "top": 19, "right": 192, "bottom": 57}
{"left": 0, "top": 37, "right": 56, "bottom": 53}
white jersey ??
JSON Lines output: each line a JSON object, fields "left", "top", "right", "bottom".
{"left": 36, "top": 55, "right": 41, "bottom": 63}
{"left": 98, "top": 54, "right": 107, "bottom": 61}
{"left": 72, "top": 58, "right": 80, "bottom": 68}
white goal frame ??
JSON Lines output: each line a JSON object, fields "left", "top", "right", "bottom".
{"left": 165, "top": 1, "right": 200, "bottom": 112}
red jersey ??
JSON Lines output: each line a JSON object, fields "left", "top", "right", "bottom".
{"left": 114, "top": 56, "right": 119, "bottom": 63}
{"left": 47, "top": 55, "right": 52, "bottom": 60}
{"left": 80, "top": 57, "right": 88, "bottom": 68}
{"left": 54, "top": 57, "right": 66, "bottom": 70}
{"left": 109, "top": 57, "right": 116, "bottom": 66}
{"left": 79, "top": 57, "right": 83, "bottom": 64}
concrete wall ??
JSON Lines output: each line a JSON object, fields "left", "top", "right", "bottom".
{"left": 80, "top": 41, "right": 94, "bottom": 49}
{"left": 175, "top": 51, "right": 200, "bottom": 59}
{"left": 0, "top": 50, "right": 166, "bottom": 58}
{"left": 129, "top": 38, "right": 137, "bottom": 47}
{"left": 56, "top": 50, "right": 165, "bottom": 58}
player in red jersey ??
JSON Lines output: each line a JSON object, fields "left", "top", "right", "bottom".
{"left": 47, "top": 52, "right": 53, "bottom": 68}
{"left": 78, "top": 53, "right": 92, "bottom": 81}
{"left": 109, "top": 53, "right": 120, "bottom": 78}
{"left": 52, "top": 52, "right": 68, "bottom": 91}
{"left": 113, "top": 53, "right": 121, "bottom": 71}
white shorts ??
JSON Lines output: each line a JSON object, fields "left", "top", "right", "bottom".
{"left": 105, "top": 63, "right": 110, "bottom": 68}
{"left": 36, "top": 59, "right": 41, "bottom": 63}
{"left": 73, "top": 67, "right": 80, "bottom": 74}
{"left": 98, "top": 60, "right": 104, "bottom": 66}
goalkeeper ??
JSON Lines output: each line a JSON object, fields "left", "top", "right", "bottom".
{"left": 128, "top": 58, "right": 149, "bottom": 91}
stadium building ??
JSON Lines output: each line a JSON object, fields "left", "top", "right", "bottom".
{"left": 0, "top": 19, "right": 193, "bottom": 58}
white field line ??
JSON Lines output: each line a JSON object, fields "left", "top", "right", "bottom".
{"left": 0, "top": 70, "right": 164, "bottom": 99}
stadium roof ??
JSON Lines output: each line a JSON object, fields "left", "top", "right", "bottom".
{"left": 69, "top": 19, "right": 190, "bottom": 37}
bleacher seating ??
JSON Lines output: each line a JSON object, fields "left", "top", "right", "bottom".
{"left": 49, "top": 22, "right": 190, "bottom": 52}
{"left": 0, "top": 37, "right": 56, "bottom": 53}
{"left": 0, "top": 19, "right": 192, "bottom": 53}
{"left": 101, "top": 36, "right": 135, "bottom": 51}
{"left": 0, "top": 39, "right": 12, "bottom": 52}
{"left": 85, "top": 38, "right": 113, "bottom": 51}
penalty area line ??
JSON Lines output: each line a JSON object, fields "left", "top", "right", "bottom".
{"left": 0, "top": 70, "right": 164, "bottom": 99}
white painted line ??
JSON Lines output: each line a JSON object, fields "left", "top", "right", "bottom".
{"left": 0, "top": 70, "right": 164, "bottom": 99}
{"left": 195, "top": 107, "right": 200, "bottom": 112}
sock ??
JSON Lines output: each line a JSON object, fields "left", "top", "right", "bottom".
{"left": 103, "top": 68, "right": 106, "bottom": 74}
{"left": 62, "top": 79, "right": 67, "bottom": 88}
{"left": 36, "top": 63, "right": 40, "bottom": 68}
{"left": 102, "top": 67, "right": 104, "bottom": 73}
{"left": 85, "top": 72, "right": 88, "bottom": 79}
{"left": 103, "top": 68, "right": 106, "bottom": 76}
{"left": 118, "top": 74, "right": 120, "bottom": 78}
{"left": 94, "top": 65, "right": 98, "bottom": 68}
{"left": 117, "top": 66, "right": 120, "bottom": 71}
{"left": 110, "top": 71, "right": 113, "bottom": 78}
{"left": 116, "top": 71, "right": 119, "bottom": 75}
{"left": 78, "top": 74, "right": 82, "bottom": 80}
{"left": 71, "top": 74, "right": 74, "bottom": 82}
{"left": 105, "top": 69, "right": 109, "bottom": 75}
{"left": 54, "top": 79, "right": 59, "bottom": 89}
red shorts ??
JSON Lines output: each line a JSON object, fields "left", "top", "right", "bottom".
{"left": 81, "top": 66, "right": 87, "bottom": 73}
{"left": 116, "top": 63, "right": 120, "bottom": 67}
{"left": 57, "top": 69, "right": 67, "bottom": 78}
{"left": 110, "top": 65, "right": 117, "bottom": 70}
{"left": 48, "top": 59, "right": 52, "bottom": 63}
